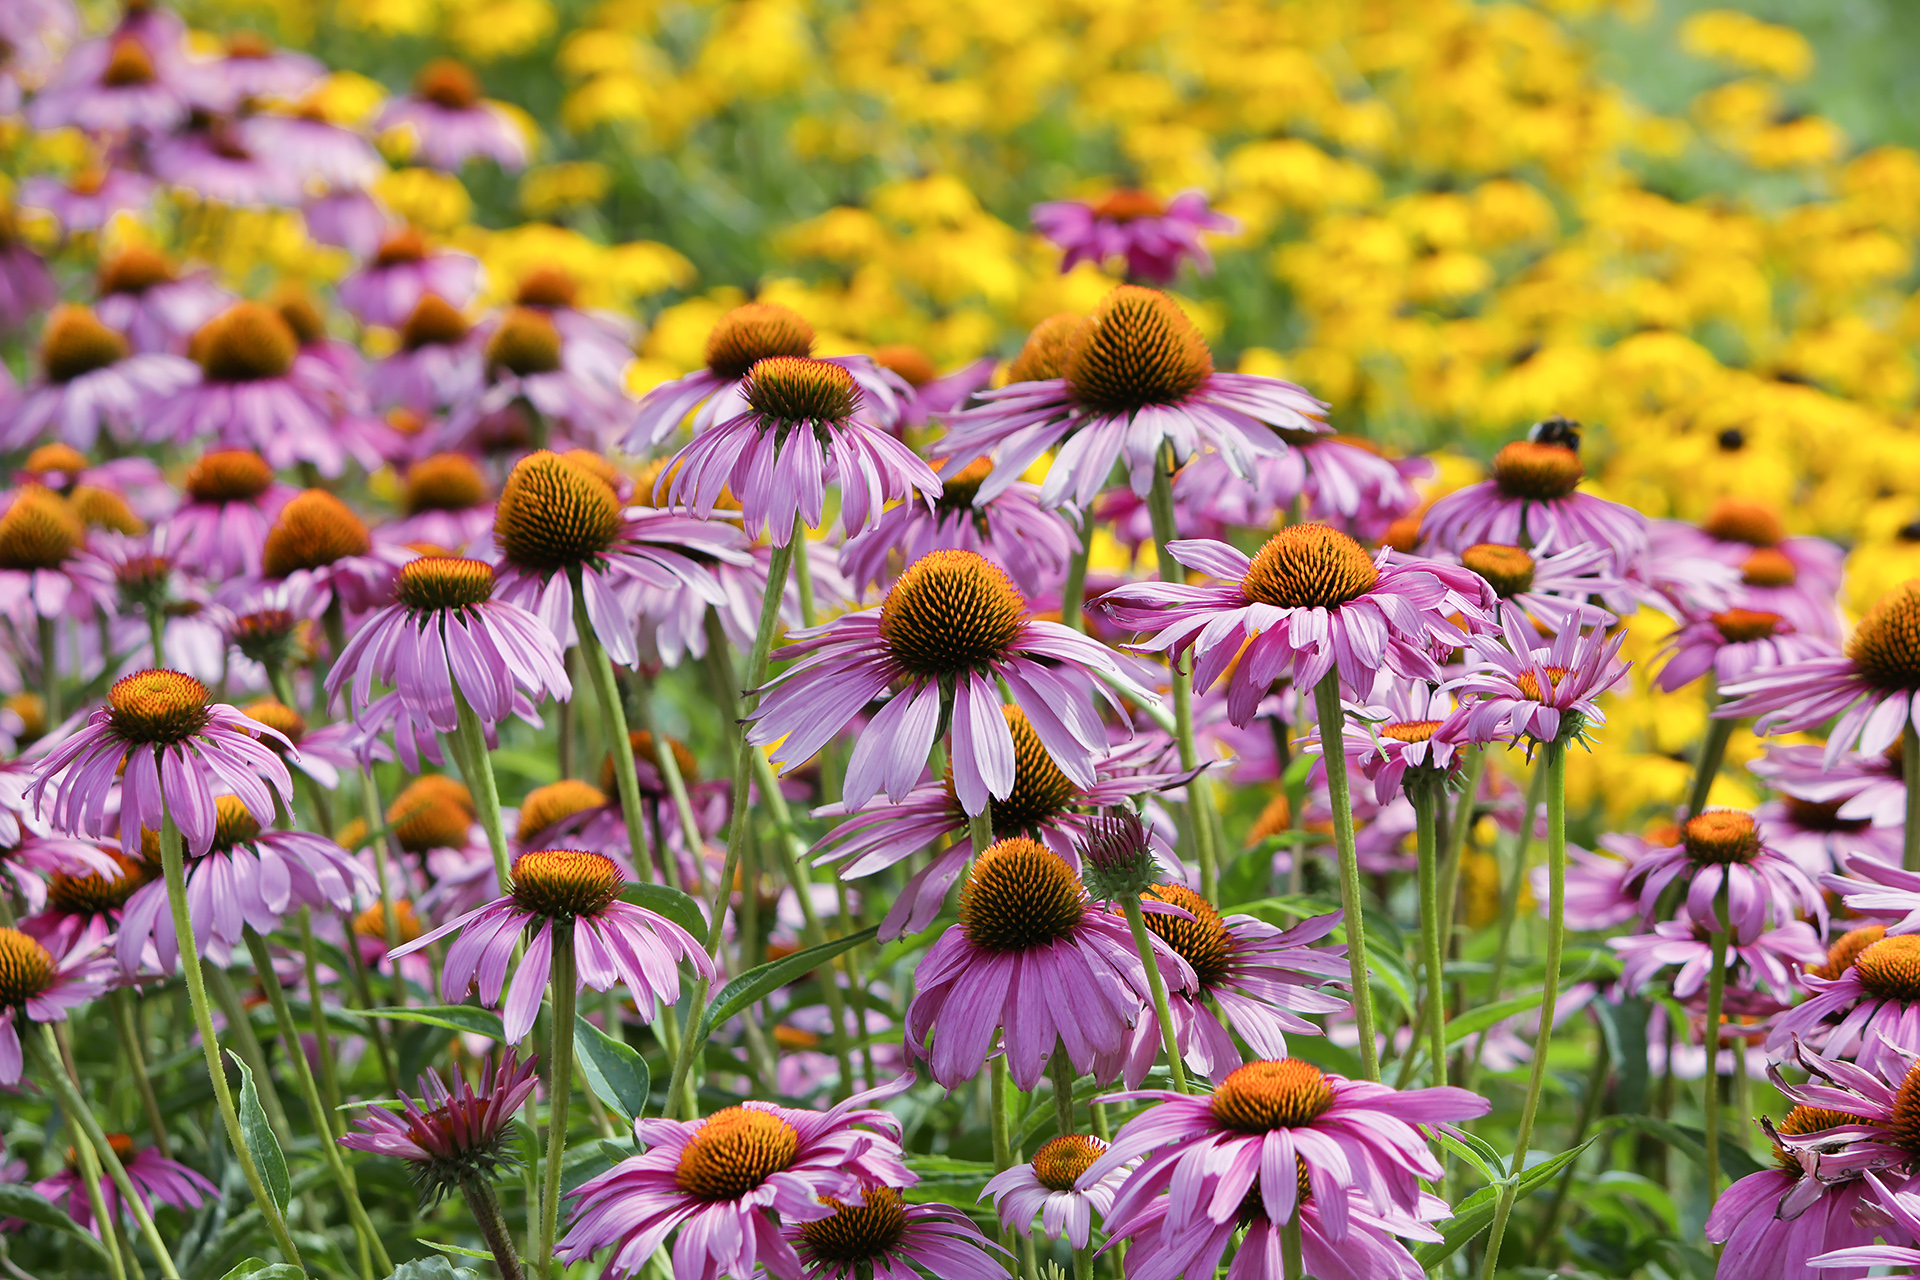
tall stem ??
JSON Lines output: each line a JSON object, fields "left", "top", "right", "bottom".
{"left": 358, "top": 767, "right": 409, "bottom": 1009}
{"left": 36, "top": 615, "right": 59, "bottom": 726}
{"left": 1049, "top": 1045, "right": 1076, "bottom": 1136}
{"left": 1413, "top": 783, "right": 1447, "bottom": 1088}
{"left": 540, "top": 924, "right": 578, "bottom": 1280}
{"left": 1119, "top": 896, "right": 1189, "bottom": 1094}
{"left": 108, "top": 988, "right": 169, "bottom": 1156}
{"left": 1703, "top": 918, "right": 1730, "bottom": 1203}
{"left": 1437, "top": 744, "right": 1487, "bottom": 957}
{"left": 1687, "top": 705, "right": 1735, "bottom": 821}
{"left": 989, "top": 1056, "right": 1015, "bottom": 1247}
{"left": 449, "top": 698, "right": 514, "bottom": 890}
{"left": 571, "top": 584, "right": 658, "bottom": 886}
{"left": 1061, "top": 515, "right": 1091, "bottom": 632}
{"left": 72, "top": 1113, "right": 130, "bottom": 1280}
{"left": 298, "top": 909, "right": 343, "bottom": 1122}
{"left": 1281, "top": 1213, "right": 1305, "bottom": 1280}
{"left": 1905, "top": 722, "right": 1920, "bottom": 872}
{"left": 1144, "top": 456, "right": 1220, "bottom": 901}
{"left": 1479, "top": 737, "right": 1569, "bottom": 1280}
{"left": 1466, "top": 757, "right": 1548, "bottom": 1095}
{"left": 1312, "top": 671, "right": 1379, "bottom": 1081}
{"left": 462, "top": 1175, "right": 526, "bottom": 1280}
{"left": 205, "top": 965, "right": 292, "bottom": 1143}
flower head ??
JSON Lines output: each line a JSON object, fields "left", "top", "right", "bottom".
{"left": 786, "top": 1185, "right": 1009, "bottom": 1280}
{"left": 1623, "top": 809, "right": 1824, "bottom": 944}
{"left": 158, "top": 449, "right": 295, "bottom": 580}
{"left": 0, "top": 926, "right": 110, "bottom": 1084}
{"left": 1419, "top": 422, "right": 1649, "bottom": 569}
{"left": 1443, "top": 604, "right": 1631, "bottom": 748}
{"left": 1031, "top": 189, "right": 1237, "bottom": 284}
{"left": 31, "top": 1134, "right": 216, "bottom": 1233}
{"left": 2, "top": 304, "right": 197, "bottom": 451}
{"left": 376, "top": 58, "right": 528, "bottom": 172}
{"left": 981, "top": 1133, "right": 1124, "bottom": 1248}
{"left": 339, "top": 1048, "right": 540, "bottom": 1205}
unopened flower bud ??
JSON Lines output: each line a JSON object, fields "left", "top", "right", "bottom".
{"left": 1077, "top": 806, "right": 1161, "bottom": 904}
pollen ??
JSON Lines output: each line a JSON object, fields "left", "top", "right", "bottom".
{"left": 704, "top": 302, "right": 816, "bottom": 380}
{"left": 388, "top": 775, "right": 476, "bottom": 853}
{"left": 1853, "top": 935, "right": 1920, "bottom": 1001}
{"left": 959, "top": 836, "right": 1085, "bottom": 951}
{"left": 40, "top": 306, "right": 128, "bottom": 383}
{"left": 374, "top": 228, "right": 428, "bottom": 267}
{"left": 509, "top": 848, "right": 624, "bottom": 919}
{"left": 1681, "top": 809, "right": 1761, "bottom": 866}
{"left": 1031, "top": 1133, "right": 1107, "bottom": 1191}
{"left": 1702, "top": 498, "right": 1785, "bottom": 548}
{"left": 675, "top": 1106, "right": 801, "bottom": 1201}
{"left": 968, "top": 706, "right": 1077, "bottom": 834}
{"left": 1007, "top": 313, "right": 1087, "bottom": 384}
{"left": 872, "top": 344, "right": 937, "bottom": 387}
{"left": 106, "top": 669, "right": 210, "bottom": 745}
{"left": 241, "top": 698, "right": 307, "bottom": 746}
{"left": 46, "top": 850, "right": 151, "bottom": 918}
{"left": 515, "top": 267, "right": 578, "bottom": 309}
{"left": 1712, "top": 608, "right": 1783, "bottom": 644}
{"left": 1490, "top": 440, "right": 1584, "bottom": 501}
{"left": 354, "top": 899, "right": 424, "bottom": 945}
{"left": 1772, "top": 1105, "right": 1859, "bottom": 1177}
{"left": 494, "top": 451, "right": 621, "bottom": 573}
{"left": 797, "top": 1186, "right": 909, "bottom": 1263}
{"left": 1143, "top": 882, "right": 1233, "bottom": 989}
{"left": 1848, "top": 580, "right": 1920, "bottom": 692}
{"left": 25, "top": 444, "right": 89, "bottom": 477}
{"left": 198, "top": 303, "right": 298, "bottom": 383}
{"left": 486, "top": 308, "right": 564, "bottom": 378}
{"left": 395, "top": 556, "right": 495, "bottom": 611}
{"left": 211, "top": 795, "right": 264, "bottom": 851}
{"left": 516, "top": 780, "right": 608, "bottom": 843}
{"left": 744, "top": 356, "right": 859, "bottom": 424}
{"left": 261, "top": 490, "right": 371, "bottom": 577}
{"left": 1064, "top": 286, "right": 1213, "bottom": 414}
{"left": 72, "top": 486, "right": 144, "bottom": 534}
{"left": 416, "top": 58, "right": 482, "bottom": 110}
{"left": 186, "top": 450, "right": 276, "bottom": 504}
{"left": 400, "top": 295, "right": 471, "bottom": 351}
{"left": 1383, "top": 720, "right": 1443, "bottom": 744}
{"left": 97, "top": 246, "right": 175, "bottom": 296}
{"left": 1240, "top": 524, "right": 1380, "bottom": 610}
{"left": 1742, "top": 548, "right": 1798, "bottom": 588}
{"left": 1210, "top": 1058, "right": 1337, "bottom": 1133}
{"left": 101, "top": 37, "right": 156, "bottom": 87}
{"left": 0, "top": 487, "right": 82, "bottom": 570}
{"left": 1461, "top": 544, "right": 1536, "bottom": 598}
{"left": 0, "top": 929, "right": 57, "bottom": 1010}
{"left": 879, "top": 550, "right": 1025, "bottom": 677}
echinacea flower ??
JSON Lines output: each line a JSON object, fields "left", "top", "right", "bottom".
{"left": 1030, "top": 189, "right": 1237, "bottom": 284}
{"left": 1418, "top": 422, "right": 1648, "bottom": 569}
{"left": 982, "top": 1133, "right": 1125, "bottom": 1248}
{"left": 447, "top": 307, "right": 635, "bottom": 452}
{"left": 904, "top": 836, "right": 1191, "bottom": 1089}
{"left": 1750, "top": 742, "right": 1907, "bottom": 830}
{"left": 90, "top": 246, "right": 231, "bottom": 356}
{"left": 750, "top": 549, "right": 1143, "bottom": 814}
{"left": 0, "top": 207, "right": 55, "bottom": 335}
{"left": 1672, "top": 498, "right": 1846, "bottom": 638}
{"left": 28, "top": 35, "right": 187, "bottom": 136}
{"left": 1314, "top": 676, "right": 1466, "bottom": 806}
{"left": 29, "top": 669, "right": 294, "bottom": 858}
{"left": 0, "top": 824, "right": 126, "bottom": 915}
{"left": 1443, "top": 603, "right": 1631, "bottom": 747}
{"left": 338, "top": 1048, "right": 540, "bottom": 1204}
{"left": 377, "top": 452, "right": 495, "bottom": 552}
{"left": 32, "top": 1133, "right": 216, "bottom": 1233}
{"left": 870, "top": 345, "right": 995, "bottom": 430}
{"left": 148, "top": 114, "right": 303, "bottom": 207}
{"left": 2, "top": 305, "right": 197, "bottom": 451}
{"left": 340, "top": 228, "right": 483, "bottom": 330}
{"left": 660, "top": 354, "right": 938, "bottom": 545}
{"left": 369, "top": 294, "right": 487, "bottom": 415}
{"left": 179, "top": 30, "right": 321, "bottom": 111}
{"left": 1099, "top": 524, "right": 1494, "bottom": 725}
{"left": 935, "top": 287, "right": 1326, "bottom": 511}
{"left": 1654, "top": 605, "right": 1837, "bottom": 693}
{"left": 1760, "top": 1040, "right": 1920, "bottom": 1190}
{"left": 1176, "top": 433, "right": 1431, "bottom": 543}
{"left": 393, "top": 848, "right": 714, "bottom": 1041}
{"left": 1449, "top": 541, "right": 1634, "bottom": 633}
{"left": 0, "top": 925, "right": 111, "bottom": 1084}
{"left": 1624, "top": 810, "right": 1824, "bottom": 943}
{"left": 1707, "top": 1109, "right": 1880, "bottom": 1280}
{"left": 1108, "top": 1184, "right": 1445, "bottom": 1280}
{"left": 507, "top": 266, "right": 638, "bottom": 385}
{"left": 159, "top": 449, "right": 296, "bottom": 580}
{"left": 1609, "top": 907, "right": 1823, "bottom": 1009}
{"left": 1808, "top": 1169, "right": 1920, "bottom": 1273}
{"left": 0, "top": 485, "right": 115, "bottom": 628}
{"left": 19, "top": 846, "right": 151, "bottom": 959}
{"left": 377, "top": 59, "right": 528, "bottom": 172}
{"left": 557, "top": 1080, "right": 915, "bottom": 1280}
{"left": 20, "top": 167, "right": 156, "bottom": 235}
{"left": 1767, "top": 932, "right": 1920, "bottom": 1074}
{"left": 784, "top": 1184, "right": 1009, "bottom": 1280}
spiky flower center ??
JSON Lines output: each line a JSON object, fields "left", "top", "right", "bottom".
{"left": 261, "top": 490, "right": 370, "bottom": 577}
{"left": 211, "top": 795, "right": 264, "bottom": 851}
{"left": 1241, "top": 524, "right": 1380, "bottom": 610}
{"left": 879, "top": 550, "right": 1024, "bottom": 677}
{"left": 1064, "top": 286, "right": 1213, "bottom": 414}
{"left": 1461, "top": 544, "right": 1535, "bottom": 597}
{"left": 107, "top": 670, "right": 210, "bottom": 744}
{"left": 41, "top": 306, "right": 128, "bottom": 382}
{"left": 704, "top": 302, "right": 816, "bottom": 381}
{"left": 75, "top": 486, "right": 143, "bottom": 534}
{"left": 401, "top": 295, "right": 470, "bottom": 351}
{"left": 1383, "top": 720, "right": 1442, "bottom": 744}
{"left": 1007, "top": 313, "right": 1087, "bottom": 384}
{"left": 515, "top": 780, "right": 608, "bottom": 843}
{"left": 0, "top": 487, "right": 81, "bottom": 570}
{"left": 960, "top": 837, "right": 1085, "bottom": 951}
{"left": 199, "top": 303, "right": 297, "bottom": 383}
{"left": 744, "top": 356, "right": 859, "bottom": 424}
{"left": 1783, "top": 796, "right": 1869, "bottom": 835}
{"left": 872, "top": 344, "right": 936, "bottom": 387}
{"left": 1742, "top": 548, "right": 1797, "bottom": 587}
{"left": 1491, "top": 441, "right": 1583, "bottom": 501}
{"left": 1513, "top": 666, "right": 1567, "bottom": 702}
{"left": 101, "top": 38, "right": 155, "bottom": 87}
{"left": 674, "top": 1107, "right": 801, "bottom": 1200}
{"left": 1210, "top": 1059, "right": 1336, "bottom": 1133}
{"left": 1031, "top": 1133, "right": 1107, "bottom": 1191}
{"left": 374, "top": 228, "right": 428, "bottom": 267}
{"left": 1092, "top": 189, "right": 1168, "bottom": 221}
{"left": 1773, "top": 1105, "right": 1861, "bottom": 1176}
{"left": 1682, "top": 810, "right": 1761, "bottom": 866}
{"left": 388, "top": 775, "right": 475, "bottom": 853}
{"left": 495, "top": 451, "right": 621, "bottom": 573}
{"left": 403, "top": 453, "right": 487, "bottom": 514}
{"left": 932, "top": 457, "right": 994, "bottom": 514}
{"left": 186, "top": 450, "right": 275, "bottom": 504}
{"left": 46, "top": 851, "right": 150, "bottom": 917}
{"left": 395, "top": 556, "right": 494, "bottom": 611}
{"left": 97, "top": 246, "right": 175, "bottom": 296}
{"left": 1707, "top": 608, "right": 1782, "bottom": 645}
{"left": 0, "top": 929, "right": 56, "bottom": 1010}
{"left": 510, "top": 849, "right": 623, "bottom": 919}
{"left": 515, "top": 267, "right": 577, "bottom": 309}
{"left": 26, "top": 444, "right": 89, "bottom": 477}
{"left": 416, "top": 58, "right": 481, "bottom": 109}
{"left": 1854, "top": 935, "right": 1920, "bottom": 1001}
{"left": 798, "top": 1187, "right": 909, "bottom": 1263}
{"left": 1849, "top": 581, "right": 1920, "bottom": 692}
{"left": 487, "top": 308, "right": 563, "bottom": 378}
{"left": 229, "top": 610, "right": 298, "bottom": 666}
{"left": 1703, "top": 499, "right": 1784, "bottom": 548}
{"left": 241, "top": 698, "right": 307, "bottom": 746}
{"left": 965, "top": 707, "right": 1077, "bottom": 834}
{"left": 1143, "top": 882, "right": 1233, "bottom": 989}
{"left": 354, "top": 899, "right": 423, "bottom": 944}
{"left": 1888, "top": 1059, "right": 1920, "bottom": 1156}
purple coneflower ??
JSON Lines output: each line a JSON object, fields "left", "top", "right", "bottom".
{"left": 1761, "top": 795, "right": 1900, "bottom": 880}
{"left": 1808, "top": 1170, "right": 1920, "bottom": 1273}
{"left": 1418, "top": 421, "right": 1648, "bottom": 568}
{"left": 750, "top": 549, "right": 1140, "bottom": 814}
{"left": 1030, "top": 189, "right": 1236, "bottom": 284}
{"left": 2, "top": 305, "right": 197, "bottom": 451}
{"left": 1824, "top": 857, "right": 1920, "bottom": 936}
{"left": 339, "top": 1047, "right": 540, "bottom": 1203}
{"left": 339, "top": 228, "right": 483, "bottom": 330}
{"left": 91, "top": 246, "right": 231, "bottom": 356}
{"left": 253, "top": 487, "right": 416, "bottom": 620}
{"left": 508, "top": 267, "right": 638, "bottom": 385}
{"left": 1624, "top": 810, "right": 1824, "bottom": 943}
{"left": 156, "top": 449, "right": 293, "bottom": 580}
{"left": 1751, "top": 742, "right": 1907, "bottom": 829}
{"left": 1552, "top": 836, "right": 1652, "bottom": 931}
{"left": 19, "top": 846, "right": 150, "bottom": 959}
{"left": 33, "top": 1132, "right": 216, "bottom": 1233}
{"left": 1760, "top": 1040, "right": 1920, "bottom": 1192}
{"left": 935, "top": 287, "right": 1325, "bottom": 510}
{"left": 1706, "top": 1109, "right": 1880, "bottom": 1279}
{"left": 0, "top": 926, "right": 111, "bottom": 1084}
{"left": 179, "top": 30, "right": 322, "bottom": 111}
{"left": 1654, "top": 605, "right": 1837, "bottom": 693}
{"left": 1314, "top": 676, "right": 1465, "bottom": 807}
{"left": 982, "top": 1133, "right": 1124, "bottom": 1248}
{"left": 0, "top": 206, "right": 55, "bottom": 335}
{"left": 1100, "top": 524, "right": 1493, "bottom": 726}
{"left": 0, "top": 0, "right": 74, "bottom": 115}
{"left": 303, "top": 188, "right": 388, "bottom": 259}
{"left": 1448, "top": 541, "right": 1634, "bottom": 633}
{"left": 393, "top": 848, "right": 713, "bottom": 1041}
{"left": 1177, "top": 433, "right": 1431, "bottom": 543}
{"left": 870, "top": 345, "right": 995, "bottom": 430}
{"left": 369, "top": 293, "right": 487, "bottom": 416}
{"left": 20, "top": 167, "right": 155, "bottom": 234}
{"left": 1767, "top": 931, "right": 1920, "bottom": 1074}
{"left": 0, "top": 824, "right": 125, "bottom": 915}
{"left": 557, "top": 1081, "right": 914, "bottom": 1280}
{"left": 784, "top": 1184, "right": 1009, "bottom": 1280}
{"left": 1444, "top": 603, "right": 1631, "bottom": 747}
{"left": 0, "top": 485, "right": 115, "bottom": 627}
{"left": 905, "top": 836, "right": 1189, "bottom": 1089}
{"left": 377, "top": 452, "right": 495, "bottom": 552}
{"left": 1110, "top": 1187, "right": 1446, "bottom": 1280}
{"left": 1671, "top": 498, "right": 1846, "bottom": 639}
{"left": 446, "top": 307, "right": 634, "bottom": 451}
{"left": 377, "top": 59, "right": 528, "bottom": 172}
{"left": 148, "top": 114, "right": 303, "bottom": 207}
{"left": 28, "top": 35, "right": 187, "bottom": 136}
{"left": 1609, "top": 907, "right": 1822, "bottom": 1009}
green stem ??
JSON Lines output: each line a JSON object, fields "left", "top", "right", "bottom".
{"left": 1120, "top": 896, "right": 1189, "bottom": 1094}
{"left": 450, "top": 697, "right": 514, "bottom": 891}
{"left": 205, "top": 965, "right": 292, "bottom": 1143}
{"left": 792, "top": 529, "right": 817, "bottom": 626}
{"left": 1312, "top": 671, "right": 1379, "bottom": 1081}
{"left": 1050, "top": 1045, "right": 1076, "bottom": 1136}
{"left": 73, "top": 1114, "right": 130, "bottom": 1280}
{"left": 628, "top": 673, "right": 694, "bottom": 894}
{"left": 37, "top": 615, "right": 59, "bottom": 727}
{"left": 1281, "top": 1213, "right": 1305, "bottom": 1280}
{"left": 1704, "top": 920, "right": 1730, "bottom": 1203}
{"left": 1145, "top": 454, "right": 1220, "bottom": 901}
{"left": 967, "top": 806, "right": 993, "bottom": 855}
{"left": 334, "top": 907, "right": 401, "bottom": 1093}
{"left": 1905, "top": 722, "right": 1920, "bottom": 872}
{"left": 298, "top": 910, "right": 343, "bottom": 1122}
{"left": 989, "top": 1056, "right": 1015, "bottom": 1248}
{"left": 1061, "top": 515, "right": 1091, "bottom": 632}
{"left": 1466, "top": 757, "right": 1549, "bottom": 1096}
{"left": 148, "top": 609, "right": 167, "bottom": 671}
{"left": 462, "top": 1175, "right": 526, "bottom": 1280}
{"left": 540, "top": 924, "right": 578, "bottom": 1280}
{"left": 1687, "top": 707, "right": 1735, "bottom": 821}
{"left": 1413, "top": 783, "right": 1447, "bottom": 1088}
{"left": 358, "top": 767, "right": 409, "bottom": 1010}
{"left": 1480, "top": 737, "right": 1569, "bottom": 1280}
{"left": 571, "top": 585, "right": 659, "bottom": 886}
{"left": 108, "top": 988, "right": 169, "bottom": 1157}
{"left": 1437, "top": 744, "right": 1488, "bottom": 958}
{"left": 1536, "top": 1029, "right": 1610, "bottom": 1259}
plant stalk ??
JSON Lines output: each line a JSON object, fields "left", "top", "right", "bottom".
{"left": 1119, "top": 895, "right": 1189, "bottom": 1094}
{"left": 571, "top": 583, "right": 659, "bottom": 886}
{"left": 1413, "top": 782, "right": 1447, "bottom": 1088}
{"left": 540, "top": 923, "right": 578, "bottom": 1280}
{"left": 1313, "top": 671, "right": 1379, "bottom": 1081}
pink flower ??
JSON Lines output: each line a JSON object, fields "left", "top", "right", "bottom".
{"left": 447, "top": 307, "right": 636, "bottom": 451}
{"left": 20, "top": 167, "right": 155, "bottom": 234}
{"left": 1705, "top": 1155, "right": 1881, "bottom": 1280}
{"left": 1441, "top": 541, "right": 1634, "bottom": 634}
{"left": 29, "top": 35, "right": 188, "bottom": 136}
{"left": 1030, "top": 189, "right": 1237, "bottom": 284}
{"left": 1310, "top": 676, "right": 1465, "bottom": 806}
{"left": 1825, "top": 856, "right": 1920, "bottom": 935}
{"left": 1176, "top": 434, "right": 1431, "bottom": 543}
{"left": 1609, "top": 907, "right": 1822, "bottom": 1009}
{"left": 982, "top": 1134, "right": 1125, "bottom": 1248}
{"left": 1750, "top": 743, "right": 1907, "bottom": 829}
{"left": 156, "top": 449, "right": 296, "bottom": 581}
{"left": 32, "top": 1135, "right": 216, "bottom": 1233}
{"left": 148, "top": 115, "right": 304, "bottom": 207}
{"left": 1443, "top": 603, "right": 1631, "bottom": 747}
{"left": 340, "top": 229, "right": 483, "bottom": 329}
{"left": 376, "top": 59, "right": 527, "bottom": 172}
{"left": 1624, "top": 809, "right": 1824, "bottom": 943}
{"left": 1108, "top": 1187, "right": 1445, "bottom": 1280}
{"left": 338, "top": 1048, "right": 540, "bottom": 1203}
{"left": 1766, "top": 929, "right": 1920, "bottom": 1074}
{"left": 0, "top": 925, "right": 111, "bottom": 1084}
{"left": 91, "top": 246, "right": 231, "bottom": 357}
{"left": 179, "top": 33, "right": 322, "bottom": 112}
{"left": 783, "top": 1185, "right": 1009, "bottom": 1280}
{"left": 1760, "top": 1040, "right": 1920, "bottom": 1188}
{"left": 1653, "top": 606, "right": 1837, "bottom": 693}
{"left": 1808, "top": 1170, "right": 1920, "bottom": 1273}
{"left": 1418, "top": 424, "right": 1648, "bottom": 569}
{"left": 17, "top": 844, "right": 149, "bottom": 960}
{"left": 2, "top": 305, "right": 197, "bottom": 451}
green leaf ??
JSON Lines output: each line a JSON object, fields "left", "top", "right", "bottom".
{"left": 1443, "top": 987, "right": 1553, "bottom": 1045}
{"left": 227, "top": 1050, "right": 291, "bottom": 1215}
{"left": 384, "top": 1257, "right": 483, "bottom": 1280}
{"left": 1216, "top": 894, "right": 1342, "bottom": 921}
{"left": 699, "top": 927, "right": 877, "bottom": 1038}
{"left": 1415, "top": 1136, "right": 1598, "bottom": 1269}
{"left": 1597, "top": 1115, "right": 1764, "bottom": 1182}
{"left": 0, "top": 1185, "right": 113, "bottom": 1263}
{"left": 1433, "top": 1132, "right": 1501, "bottom": 1183}
{"left": 619, "top": 882, "right": 708, "bottom": 941}
{"left": 218, "top": 1262, "right": 305, "bottom": 1280}
{"left": 418, "top": 1241, "right": 501, "bottom": 1262}
{"left": 575, "top": 1013, "right": 650, "bottom": 1123}
{"left": 362, "top": 1004, "right": 506, "bottom": 1040}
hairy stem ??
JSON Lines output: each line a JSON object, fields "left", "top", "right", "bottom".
{"left": 540, "top": 924, "right": 578, "bottom": 1280}
{"left": 571, "top": 583, "right": 659, "bottom": 886}
{"left": 1313, "top": 671, "right": 1379, "bottom": 1081}
{"left": 1145, "top": 454, "right": 1220, "bottom": 901}
{"left": 1413, "top": 782, "right": 1447, "bottom": 1088}
{"left": 1120, "top": 896, "right": 1189, "bottom": 1094}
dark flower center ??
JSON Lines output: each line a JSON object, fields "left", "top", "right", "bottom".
{"left": 1491, "top": 440, "right": 1583, "bottom": 501}
{"left": 261, "top": 489, "right": 371, "bottom": 577}
{"left": 797, "top": 1187, "right": 909, "bottom": 1264}
{"left": 1210, "top": 1058, "right": 1336, "bottom": 1133}
{"left": 962, "top": 706, "right": 1077, "bottom": 834}
{"left": 1682, "top": 810, "right": 1760, "bottom": 865}
{"left": 1064, "top": 286, "right": 1213, "bottom": 414}
{"left": 187, "top": 450, "right": 275, "bottom": 504}
{"left": 1091, "top": 189, "right": 1168, "bottom": 221}
{"left": 515, "top": 780, "right": 608, "bottom": 843}
{"left": 1007, "top": 313, "right": 1087, "bottom": 384}
{"left": 388, "top": 775, "right": 475, "bottom": 853}
{"left": 375, "top": 228, "right": 428, "bottom": 267}
{"left": 1848, "top": 581, "right": 1920, "bottom": 691}
{"left": 960, "top": 837, "right": 1085, "bottom": 951}
{"left": 705, "top": 303, "right": 816, "bottom": 381}
{"left": 1712, "top": 608, "right": 1783, "bottom": 644}
{"left": 404, "top": 453, "right": 488, "bottom": 514}
{"left": 1703, "top": 499, "right": 1784, "bottom": 548}
{"left": 486, "top": 308, "right": 563, "bottom": 378}
{"left": 415, "top": 58, "right": 481, "bottom": 109}
{"left": 273, "top": 288, "right": 327, "bottom": 346}
{"left": 674, "top": 1106, "right": 800, "bottom": 1200}
{"left": 1240, "top": 524, "right": 1380, "bottom": 609}
{"left": 241, "top": 698, "right": 307, "bottom": 747}
{"left": 744, "top": 356, "right": 859, "bottom": 424}
{"left": 101, "top": 38, "right": 155, "bottom": 87}
{"left": 211, "top": 795, "right": 264, "bottom": 852}
{"left": 0, "top": 487, "right": 81, "bottom": 570}
{"left": 41, "top": 306, "right": 128, "bottom": 382}
{"left": 198, "top": 303, "right": 298, "bottom": 383}
{"left": 1773, "top": 1105, "right": 1861, "bottom": 1177}
{"left": 1811, "top": 924, "right": 1886, "bottom": 980}
{"left": 401, "top": 295, "right": 471, "bottom": 351}
{"left": 97, "top": 246, "right": 175, "bottom": 296}
{"left": 395, "top": 556, "right": 495, "bottom": 611}
{"left": 1031, "top": 1133, "right": 1107, "bottom": 1191}
{"left": 494, "top": 451, "right": 621, "bottom": 573}
{"left": 872, "top": 344, "right": 937, "bottom": 387}
{"left": 0, "top": 928, "right": 55, "bottom": 1010}
{"left": 1783, "top": 795, "right": 1869, "bottom": 835}
{"left": 1461, "top": 543, "right": 1535, "bottom": 597}
{"left": 1143, "top": 882, "right": 1233, "bottom": 989}
{"left": 509, "top": 848, "right": 624, "bottom": 919}
{"left": 932, "top": 457, "right": 995, "bottom": 515}
{"left": 46, "top": 851, "right": 151, "bottom": 917}
{"left": 1889, "top": 1059, "right": 1920, "bottom": 1156}
{"left": 1855, "top": 935, "right": 1920, "bottom": 1001}
{"left": 515, "top": 267, "right": 578, "bottom": 309}
{"left": 1742, "top": 548, "right": 1797, "bottom": 588}
{"left": 879, "top": 550, "right": 1025, "bottom": 677}
{"left": 107, "top": 670, "right": 211, "bottom": 745}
